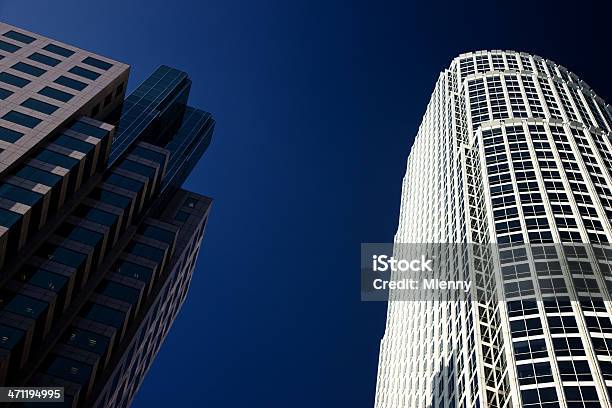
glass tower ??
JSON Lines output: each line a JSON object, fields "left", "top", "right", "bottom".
{"left": 0, "top": 22, "right": 214, "bottom": 407}
{"left": 375, "top": 50, "right": 612, "bottom": 408}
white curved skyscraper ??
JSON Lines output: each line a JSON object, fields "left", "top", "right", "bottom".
{"left": 375, "top": 51, "right": 612, "bottom": 408}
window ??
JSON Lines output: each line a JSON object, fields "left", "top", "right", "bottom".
{"left": 184, "top": 197, "right": 198, "bottom": 209}
{"left": 28, "top": 52, "right": 61, "bottom": 67}
{"left": 2, "top": 111, "right": 41, "bottom": 128}
{"left": 115, "top": 261, "right": 153, "bottom": 283}
{"left": 38, "top": 244, "right": 86, "bottom": 268}
{"left": 11, "top": 62, "right": 45, "bottom": 77}
{"left": 0, "top": 126, "right": 23, "bottom": 142}
{"left": 0, "top": 324, "right": 25, "bottom": 350}
{"left": 142, "top": 225, "right": 175, "bottom": 244}
{"left": 69, "top": 66, "right": 100, "bottom": 80}
{"left": 54, "top": 75, "right": 87, "bottom": 91}
{"left": 64, "top": 327, "right": 110, "bottom": 354}
{"left": 0, "top": 88, "right": 13, "bottom": 99}
{"left": 3, "top": 30, "right": 35, "bottom": 44}
{"left": 127, "top": 242, "right": 165, "bottom": 262}
{"left": 28, "top": 269, "right": 67, "bottom": 293}
{"left": 36, "top": 149, "right": 78, "bottom": 169}
{"left": 60, "top": 225, "right": 103, "bottom": 247}
{"left": 106, "top": 173, "right": 143, "bottom": 192}
{"left": 16, "top": 165, "right": 61, "bottom": 187}
{"left": 42, "top": 43, "right": 75, "bottom": 57}
{"left": 0, "top": 40, "right": 20, "bottom": 52}
{"left": 90, "top": 188, "right": 131, "bottom": 209}
{"left": 82, "top": 56, "right": 112, "bottom": 70}
{"left": 70, "top": 121, "right": 108, "bottom": 138}
{"left": 97, "top": 281, "right": 140, "bottom": 304}
{"left": 563, "top": 386, "right": 599, "bottom": 404}
{"left": 0, "top": 72, "right": 31, "bottom": 87}
{"left": 81, "top": 303, "right": 125, "bottom": 329}
{"left": 0, "top": 207, "right": 21, "bottom": 228}
{"left": 115, "top": 82, "right": 124, "bottom": 97}
{"left": 53, "top": 134, "right": 94, "bottom": 153}
{"left": 5, "top": 294, "right": 47, "bottom": 319}
{"left": 119, "top": 160, "right": 156, "bottom": 178}
{"left": 132, "top": 146, "right": 167, "bottom": 167}
{"left": 38, "top": 86, "right": 73, "bottom": 102}
{"left": 21, "top": 98, "right": 59, "bottom": 115}
{"left": 175, "top": 210, "right": 190, "bottom": 222}
{"left": 0, "top": 183, "right": 42, "bottom": 206}
{"left": 79, "top": 206, "right": 118, "bottom": 226}
{"left": 91, "top": 103, "right": 100, "bottom": 117}
{"left": 45, "top": 356, "right": 92, "bottom": 385}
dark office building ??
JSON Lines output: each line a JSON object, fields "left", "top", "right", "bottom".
{"left": 0, "top": 22, "right": 214, "bottom": 407}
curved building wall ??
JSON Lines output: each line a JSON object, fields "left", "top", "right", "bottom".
{"left": 375, "top": 50, "right": 612, "bottom": 408}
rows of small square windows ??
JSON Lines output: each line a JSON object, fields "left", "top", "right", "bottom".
{"left": 0, "top": 28, "right": 113, "bottom": 71}
{"left": 0, "top": 32, "right": 116, "bottom": 136}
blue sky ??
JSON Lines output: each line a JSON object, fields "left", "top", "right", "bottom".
{"left": 1, "top": 0, "right": 611, "bottom": 406}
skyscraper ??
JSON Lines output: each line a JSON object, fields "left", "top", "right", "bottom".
{"left": 0, "top": 22, "right": 214, "bottom": 407}
{"left": 375, "top": 51, "right": 612, "bottom": 407}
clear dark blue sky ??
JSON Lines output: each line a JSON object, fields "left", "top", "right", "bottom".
{"left": 1, "top": 0, "right": 612, "bottom": 407}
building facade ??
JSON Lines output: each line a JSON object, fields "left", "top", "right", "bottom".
{"left": 0, "top": 22, "right": 214, "bottom": 407}
{"left": 375, "top": 51, "right": 612, "bottom": 408}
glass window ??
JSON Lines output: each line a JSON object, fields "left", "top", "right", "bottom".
{"left": 0, "top": 183, "right": 42, "bottom": 206}
{"left": 54, "top": 75, "right": 87, "bottom": 91}
{"left": 36, "top": 149, "right": 79, "bottom": 169}
{"left": 82, "top": 56, "right": 112, "bottom": 70}
{"left": 5, "top": 294, "right": 47, "bottom": 319}
{"left": 69, "top": 66, "right": 100, "bottom": 80}
{"left": 45, "top": 356, "right": 92, "bottom": 384}
{"left": 142, "top": 225, "right": 175, "bottom": 244}
{"left": 53, "top": 134, "right": 94, "bottom": 153}
{"left": 3, "top": 30, "right": 35, "bottom": 44}
{"left": 16, "top": 165, "right": 61, "bottom": 187}
{"left": 119, "top": 159, "right": 156, "bottom": 178}
{"left": 64, "top": 327, "right": 109, "bottom": 355}
{"left": 0, "top": 324, "right": 25, "bottom": 350}
{"left": 0, "top": 88, "right": 13, "bottom": 99}
{"left": 81, "top": 303, "right": 125, "bottom": 328}
{"left": 29, "top": 269, "right": 68, "bottom": 293}
{"left": 11, "top": 62, "right": 45, "bottom": 77}
{"left": 38, "top": 86, "right": 73, "bottom": 102}
{"left": 79, "top": 206, "right": 118, "bottom": 226}
{"left": 90, "top": 188, "right": 131, "bottom": 209}
{"left": 115, "top": 82, "right": 124, "bottom": 97}
{"left": 70, "top": 121, "right": 108, "bottom": 138}
{"left": 0, "top": 207, "right": 21, "bottom": 228}
{"left": 184, "top": 197, "right": 198, "bottom": 209}
{"left": 127, "top": 242, "right": 165, "bottom": 262}
{"left": 0, "top": 40, "right": 20, "bottom": 52}
{"left": 0, "top": 72, "right": 30, "bottom": 87}
{"left": 106, "top": 173, "right": 143, "bottom": 192}
{"left": 28, "top": 52, "right": 60, "bottom": 67}
{"left": 131, "top": 146, "right": 167, "bottom": 167}
{"left": 39, "top": 244, "right": 86, "bottom": 268}
{"left": 115, "top": 260, "right": 153, "bottom": 283}
{"left": 59, "top": 224, "right": 103, "bottom": 247}
{"left": 174, "top": 210, "right": 190, "bottom": 222}
{"left": 97, "top": 281, "right": 140, "bottom": 304}
{"left": 0, "top": 126, "right": 23, "bottom": 142}
{"left": 21, "top": 98, "right": 58, "bottom": 115}
{"left": 42, "top": 44, "right": 75, "bottom": 57}
{"left": 2, "top": 110, "right": 41, "bottom": 128}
